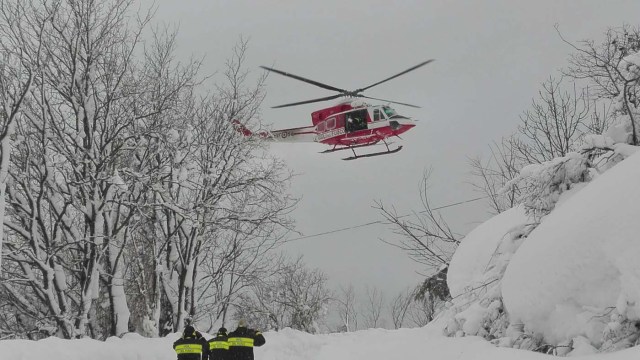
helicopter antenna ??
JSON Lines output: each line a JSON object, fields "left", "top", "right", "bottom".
{"left": 260, "top": 59, "right": 434, "bottom": 109}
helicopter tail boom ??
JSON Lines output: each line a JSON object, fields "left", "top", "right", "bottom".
{"left": 232, "top": 120, "right": 316, "bottom": 142}
{"left": 270, "top": 126, "right": 316, "bottom": 142}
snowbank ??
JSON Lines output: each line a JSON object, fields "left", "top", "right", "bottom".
{"left": 502, "top": 150, "right": 640, "bottom": 346}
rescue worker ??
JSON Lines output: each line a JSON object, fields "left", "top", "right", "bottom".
{"left": 173, "top": 325, "right": 209, "bottom": 360}
{"left": 346, "top": 116, "right": 354, "bottom": 132}
{"left": 207, "top": 327, "right": 229, "bottom": 360}
{"left": 227, "top": 319, "right": 265, "bottom": 360}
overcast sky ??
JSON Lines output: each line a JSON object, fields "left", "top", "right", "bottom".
{"left": 141, "top": 0, "right": 640, "bottom": 298}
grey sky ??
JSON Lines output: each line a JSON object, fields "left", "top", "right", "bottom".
{"left": 143, "top": 0, "right": 640, "bottom": 299}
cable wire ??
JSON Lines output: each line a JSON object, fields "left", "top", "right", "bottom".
{"left": 283, "top": 196, "right": 487, "bottom": 243}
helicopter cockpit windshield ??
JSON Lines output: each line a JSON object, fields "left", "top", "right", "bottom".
{"left": 382, "top": 106, "right": 397, "bottom": 118}
{"left": 383, "top": 106, "right": 408, "bottom": 120}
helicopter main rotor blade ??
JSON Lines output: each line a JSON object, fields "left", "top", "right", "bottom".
{"left": 358, "top": 59, "right": 434, "bottom": 93}
{"left": 272, "top": 94, "right": 344, "bottom": 109}
{"left": 261, "top": 66, "right": 348, "bottom": 93}
{"left": 359, "top": 95, "right": 421, "bottom": 108}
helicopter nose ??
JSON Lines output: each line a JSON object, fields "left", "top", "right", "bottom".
{"left": 389, "top": 119, "right": 416, "bottom": 136}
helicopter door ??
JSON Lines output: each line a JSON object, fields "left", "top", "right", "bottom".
{"left": 345, "top": 109, "right": 368, "bottom": 133}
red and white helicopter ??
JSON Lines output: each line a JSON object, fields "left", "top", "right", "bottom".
{"left": 234, "top": 60, "right": 433, "bottom": 160}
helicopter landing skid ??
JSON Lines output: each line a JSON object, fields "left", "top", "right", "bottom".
{"left": 319, "top": 141, "right": 381, "bottom": 153}
{"left": 342, "top": 145, "right": 403, "bottom": 161}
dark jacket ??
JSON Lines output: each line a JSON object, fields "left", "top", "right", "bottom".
{"left": 207, "top": 332, "right": 229, "bottom": 360}
{"left": 227, "top": 327, "right": 265, "bottom": 360}
{"left": 174, "top": 332, "right": 209, "bottom": 360}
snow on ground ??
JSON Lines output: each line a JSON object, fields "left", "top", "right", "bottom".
{"left": 1, "top": 324, "right": 640, "bottom": 360}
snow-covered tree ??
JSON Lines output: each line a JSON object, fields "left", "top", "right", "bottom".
{"left": 0, "top": 1, "right": 295, "bottom": 340}
{"left": 335, "top": 284, "right": 358, "bottom": 332}
{"left": 363, "top": 286, "right": 385, "bottom": 329}
{"left": 0, "top": 0, "right": 157, "bottom": 339}
{"left": 562, "top": 24, "right": 640, "bottom": 145}
{"left": 235, "top": 255, "right": 331, "bottom": 333}
{"left": 376, "top": 171, "right": 459, "bottom": 328}
{"left": 389, "top": 287, "right": 412, "bottom": 329}
{"left": 469, "top": 137, "right": 522, "bottom": 214}
{"left": 503, "top": 152, "right": 591, "bottom": 219}
{"left": 376, "top": 170, "right": 459, "bottom": 270}
{"left": 140, "top": 38, "right": 295, "bottom": 334}
{"left": 469, "top": 76, "right": 599, "bottom": 215}
{"left": 514, "top": 77, "right": 592, "bottom": 164}
{"left": 196, "top": 222, "right": 286, "bottom": 332}
{"left": 0, "top": 0, "right": 37, "bottom": 277}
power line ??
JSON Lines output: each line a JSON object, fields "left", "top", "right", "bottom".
{"left": 421, "top": 196, "right": 487, "bottom": 212}
{"left": 283, "top": 221, "right": 383, "bottom": 243}
{"left": 283, "top": 196, "right": 487, "bottom": 243}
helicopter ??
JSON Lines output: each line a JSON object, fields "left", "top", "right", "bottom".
{"left": 233, "top": 60, "right": 433, "bottom": 160}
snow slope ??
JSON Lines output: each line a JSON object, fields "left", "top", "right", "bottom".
{"left": 441, "top": 147, "right": 640, "bottom": 353}
{"left": 502, "top": 150, "right": 640, "bottom": 346}
{"left": 440, "top": 146, "right": 640, "bottom": 355}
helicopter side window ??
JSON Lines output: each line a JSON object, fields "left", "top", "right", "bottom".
{"left": 326, "top": 117, "right": 336, "bottom": 130}
{"left": 373, "top": 109, "right": 385, "bottom": 121}
{"left": 316, "top": 121, "right": 325, "bottom": 132}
